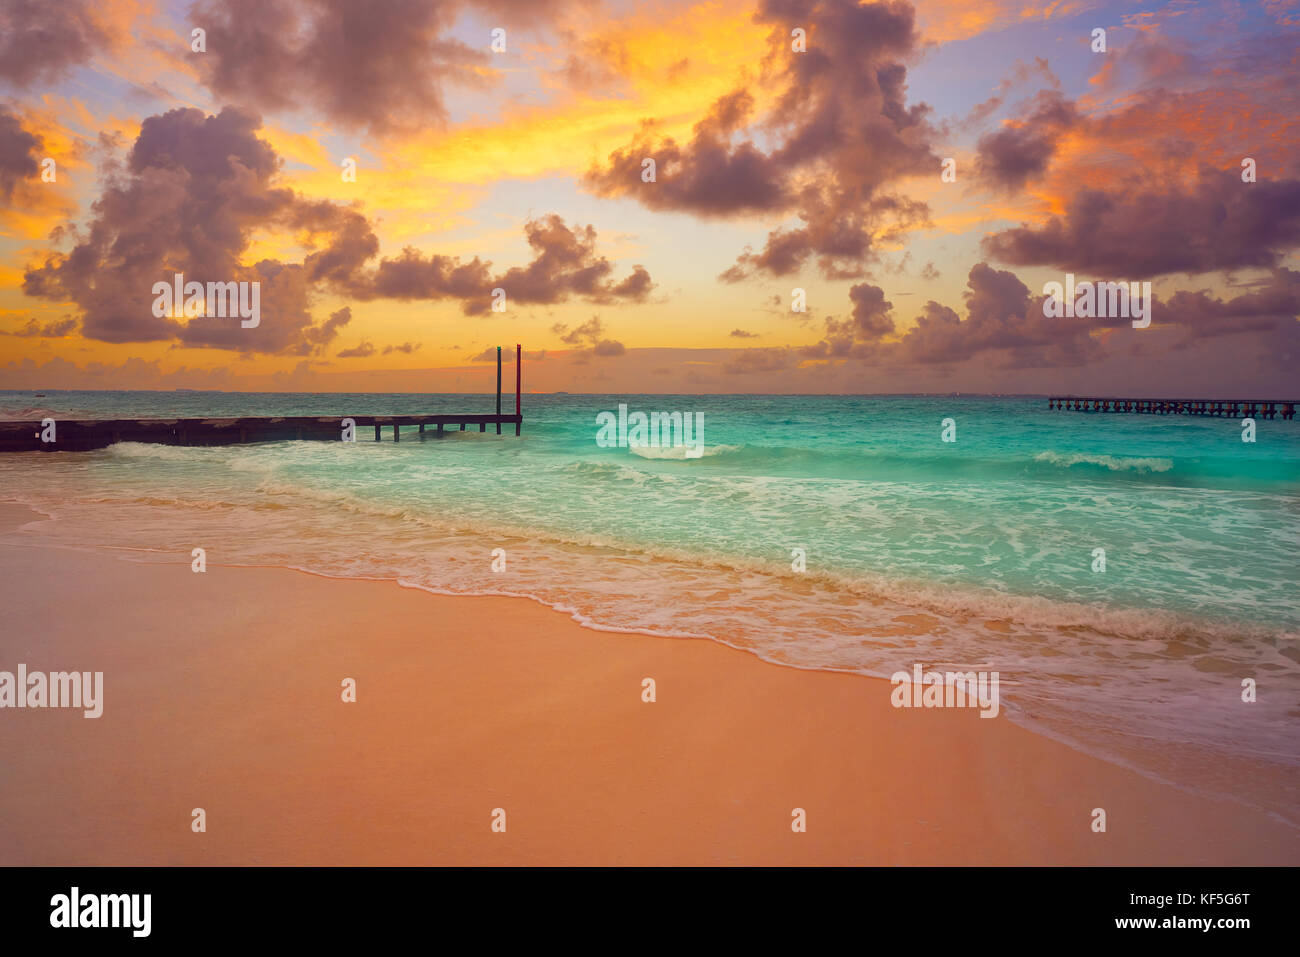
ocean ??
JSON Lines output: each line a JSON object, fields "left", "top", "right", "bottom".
{"left": 2, "top": 390, "right": 1297, "bottom": 819}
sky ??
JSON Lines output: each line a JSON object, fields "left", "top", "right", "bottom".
{"left": 0, "top": 0, "right": 1297, "bottom": 394}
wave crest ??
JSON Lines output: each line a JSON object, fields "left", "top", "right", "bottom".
{"left": 1034, "top": 450, "right": 1173, "bottom": 473}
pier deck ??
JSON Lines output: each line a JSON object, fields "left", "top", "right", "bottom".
{"left": 0, "top": 345, "right": 525, "bottom": 452}
{"left": 1049, "top": 397, "right": 1296, "bottom": 419}
{"left": 0, "top": 413, "right": 523, "bottom": 452}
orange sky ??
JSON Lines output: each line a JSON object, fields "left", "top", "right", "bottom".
{"left": 1, "top": 0, "right": 1297, "bottom": 393}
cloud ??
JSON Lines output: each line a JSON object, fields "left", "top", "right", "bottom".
{"left": 798, "top": 281, "right": 895, "bottom": 359}
{"left": 974, "top": 90, "right": 1079, "bottom": 193}
{"left": 22, "top": 106, "right": 366, "bottom": 353}
{"left": 585, "top": 0, "right": 937, "bottom": 280}
{"left": 0, "top": 0, "right": 116, "bottom": 88}
{"left": 978, "top": 29, "right": 1300, "bottom": 280}
{"left": 336, "top": 340, "right": 376, "bottom": 358}
{"left": 1, "top": 314, "right": 78, "bottom": 337}
{"left": 484, "top": 217, "right": 653, "bottom": 313}
{"left": 343, "top": 215, "right": 652, "bottom": 316}
{"left": 383, "top": 341, "right": 422, "bottom": 354}
{"left": 0, "top": 108, "right": 40, "bottom": 200}
{"left": 890, "top": 262, "right": 1127, "bottom": 367}
{"left": 549, "top": 316, "right": 624, "bottom": 359}
{"left": 983, "top": 166, "right": 1300, "bottom": 278}
{"left": 797, "top": 263, "right": 1128, "bottom": 368}
{"left": 301, "top": 306, "right": 354, "bottom": 354}
{"left": 188, "top": 0, "right": 483, "bottom": 136}
{"left": 847, "top": 282, "right": 895, "bottom": 339}
{"left": 729, "top": 328, "right": 759, "bottom": 338}
{"left": 553, "top": 316, "right": 605, "bottom": 345}
{"left": 20, "top": 107, "right": 650, "bottom": 352}
{"left": 798, "top": 261, "right": 1300, "bottom": 372}
{"left": 187, "top": 0, "right": 584, "bottom": 136}
{"left": 584, "top": 90, "right": 790, "bottom": 216}
{"left": 1160, "top": 268, "right": 1300, "bottom": 346}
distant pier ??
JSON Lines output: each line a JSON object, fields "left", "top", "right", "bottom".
{"left": 0, "top": 345, "right": 524, "bottom": 452}
{"left": 1049, "top": 397, "right": 1296, "bottom": 419}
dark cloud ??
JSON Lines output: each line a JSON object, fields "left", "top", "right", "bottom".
{"left": 383, "top": 341, "right": 422, "bottom": 354}
{"left": 797, "top": 262, "right": 1300, "bottom": 372}
{"left": 188, "top": 0, "right": 584, "bottom": 135}
{"left": 344, "top": 215, "right": 651, "bottom": 316}
{"left": 337, "top": 340, "right": 376, "bottom": 358}
{"left": 847, "top": 282, "right": 895, "bottom": 339}
{"left": 797, "top": 281, "right": 894, "bottom": 359}
{"left": 2, "top": 314, "right": 78, "bottom": 337}
{"left": 605, "top": 264, "right": 654, "bottom": 302}
{"left": 1160, "top": 268, "right": 1300, "bottom": 346}
{"left": 188, "top": 0, "right": 482, "bottom": 136}
{"left": 890, "top": 262, "right": 1124, "bottom": 366}
{"left": 21, "top": 107, "right": 649, "bottom": 352}
{"left": 983, "top": 166, "right": 1300, "bottom": 278}
{"left": 356, "top": 249, "right": 492, "bottom": 303}
{"left": 729, "top": 328, "right": 759, "bottom": 338}
{"left": 486, "top": 216, "right": 652, "bottom": 313}
{"left": 549, "top": 316, "right": 625, "bottom": 358}
{"left": 553, "top": 316, "right": 605, "bottom": 345}
{"left": 974, "top": 90, "right": 1079, "bottom": 192}
{"left": 586, "top": 0, "right": 937, "bottom": 280}
{"left": 0, "top": 0, "right": 113, "bottom": 88}
{"left": 0, "top": 107, "right": 40, "bottom": 200}
{"left": 798, "top": 263, "right": 1126, "bottom": 368}
{"left": 22, "top": 106, "right": 362, "bottom": 353}
{"left": 301, "top": 306, "right": 354, "bottom": 354}
{"left": 583, "top": 91, "right": 790, "bottom": 216}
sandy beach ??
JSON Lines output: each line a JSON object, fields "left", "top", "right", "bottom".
{"left": 1, "top": 503, "right": 1294, "bottom": 866}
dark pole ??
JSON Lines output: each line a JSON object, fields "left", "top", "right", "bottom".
{"left": 496, "top": 346, "right": 502, "bottom": 434}
{"left": 515, "top": 343, "right": 522, "bottom": 436}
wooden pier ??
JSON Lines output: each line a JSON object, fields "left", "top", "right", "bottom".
{"left": 0, "top": 345, "right": 524, "bottom": 452}
{"left": 1049, "top": 397, "right": 1296, "bottom": 419}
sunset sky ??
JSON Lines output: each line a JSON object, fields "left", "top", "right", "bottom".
{"left": 1, "top": 0, "right": 1297, "bottom": 394}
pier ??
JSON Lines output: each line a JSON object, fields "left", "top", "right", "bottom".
{"left": 0, "top": 345, "right": 524, "bottom": 452}
{"left": 1048, "top": 397, "right": 1296, "bottom": 419}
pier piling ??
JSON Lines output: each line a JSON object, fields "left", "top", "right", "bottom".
{"left": 1049, "top": 397, "right": 1296, "bottom": 420}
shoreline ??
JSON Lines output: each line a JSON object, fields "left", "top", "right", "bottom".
{"left": 1, "top": 503, "right": 1296, "bottom": 864}
{"left": 4, "top": 496, "right": 1297, "bottom": 827}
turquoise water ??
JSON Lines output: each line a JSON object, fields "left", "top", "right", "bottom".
{"left": 2, "top": 391, "right": 1298, "bottom": 813}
